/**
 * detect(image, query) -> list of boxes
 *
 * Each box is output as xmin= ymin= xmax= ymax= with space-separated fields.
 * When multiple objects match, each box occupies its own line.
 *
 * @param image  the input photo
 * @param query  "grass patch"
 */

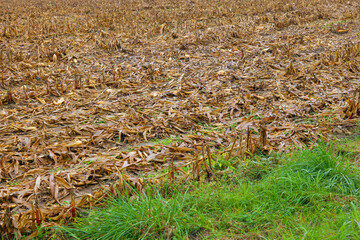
xmin=61 ymin=188 xmax=192 ymax=239
xmin=334 ymin=129 xmax=360 ymax=161
xmin=156 ymin=135 xmax=184 ymax=145
xmin=59 ymin=137 xmax=360 ymax=239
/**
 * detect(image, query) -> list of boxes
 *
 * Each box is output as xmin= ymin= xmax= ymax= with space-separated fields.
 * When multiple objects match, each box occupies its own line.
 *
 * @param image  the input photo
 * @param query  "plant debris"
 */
xmin=0 ymin=0 xmax=360 ymax=237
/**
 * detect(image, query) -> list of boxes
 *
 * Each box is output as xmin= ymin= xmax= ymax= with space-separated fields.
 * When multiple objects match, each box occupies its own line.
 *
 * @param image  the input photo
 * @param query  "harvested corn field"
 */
xmin=0 ymin=0 xmax=360 ymax=237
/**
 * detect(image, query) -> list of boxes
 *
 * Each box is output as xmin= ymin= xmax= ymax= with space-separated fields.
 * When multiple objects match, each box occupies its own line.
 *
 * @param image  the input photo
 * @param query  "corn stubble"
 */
xmin=0 ymin=0 xmax=360 ymax=238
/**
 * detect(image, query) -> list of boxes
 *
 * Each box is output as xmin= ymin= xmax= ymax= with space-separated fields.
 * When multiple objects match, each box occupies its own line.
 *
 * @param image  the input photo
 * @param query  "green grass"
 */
xmin=60 ymin=187 xmax=192 ymax=239
xmin=335 ymin=133 xmax=360 ymax=160
xmin=59 ymin=132 xmax=360 ymax=239
xmin=156 ymin=135 xmax=183 ymax=145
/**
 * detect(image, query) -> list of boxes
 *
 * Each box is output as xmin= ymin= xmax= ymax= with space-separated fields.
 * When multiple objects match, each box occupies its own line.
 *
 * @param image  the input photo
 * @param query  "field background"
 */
xmin=0 ymin=0 xmax=359 ymax=238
